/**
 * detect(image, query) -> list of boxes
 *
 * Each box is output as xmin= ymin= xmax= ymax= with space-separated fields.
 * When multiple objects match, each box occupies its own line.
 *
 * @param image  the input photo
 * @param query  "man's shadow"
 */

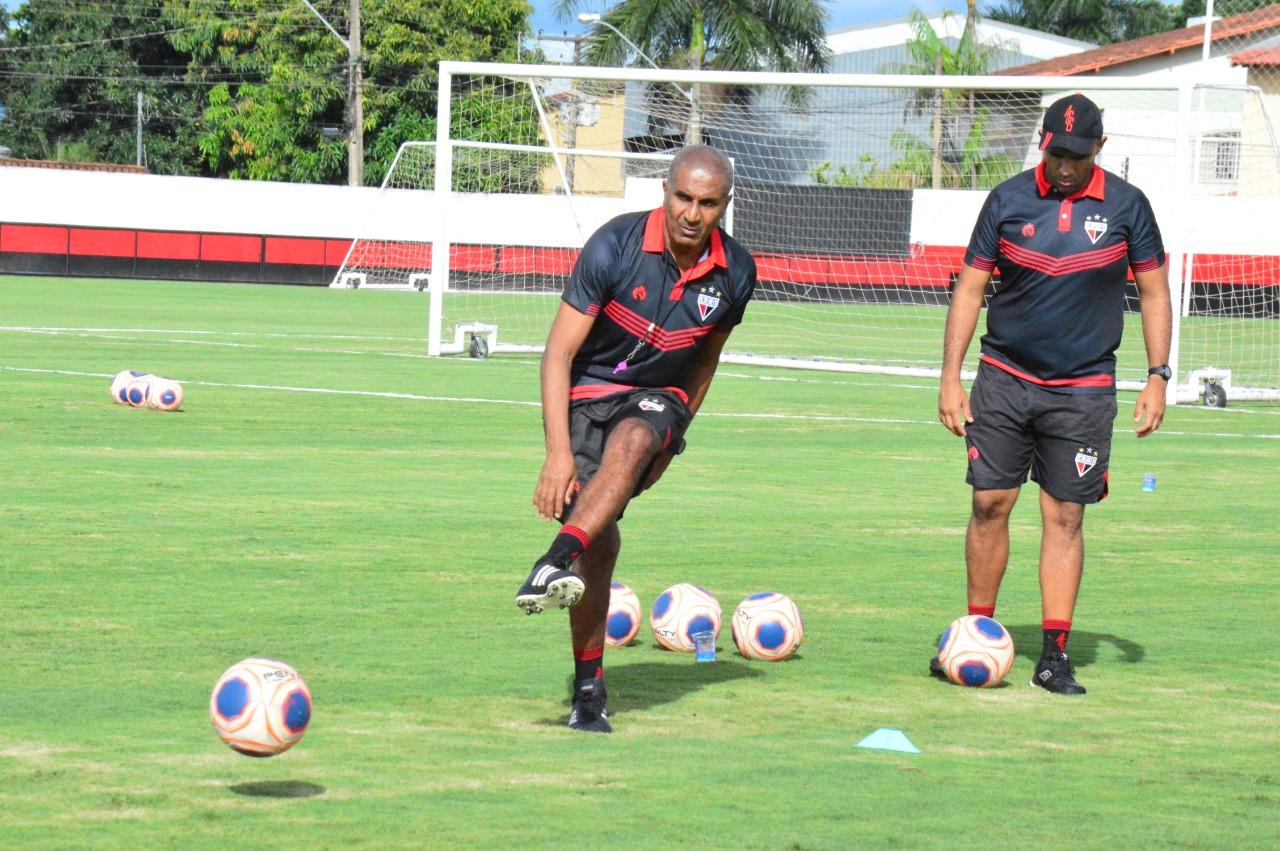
xmin=1006 ymin=625 xmax=1145 ymax=668
xmin=540 ymin=650 xmax=766 ymax=725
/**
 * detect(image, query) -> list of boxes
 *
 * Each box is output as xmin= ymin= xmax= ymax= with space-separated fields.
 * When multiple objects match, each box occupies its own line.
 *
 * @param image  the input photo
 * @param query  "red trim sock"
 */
xmin=1042 ymin=619 xmax=1072 ymax=655
xmin=545 ymin=524 xmax=590 ymax=565
xmin=573 ymin=645 xmax=603 ymax=683
xmin=968 ymin=604 xmax=996 ymax=618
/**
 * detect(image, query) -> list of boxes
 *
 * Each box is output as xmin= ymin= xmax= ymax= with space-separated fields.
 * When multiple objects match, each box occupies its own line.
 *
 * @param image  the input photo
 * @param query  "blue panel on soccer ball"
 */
xmin=651 ymin=592 xmax=672 ymax=619
xmin=975 ymin=617 xmax=1005 ymax=640
xmin=958 ymin=662 xmax=992 ymax=686
xmin=216 ymin=677 xmax=250 ymax=720
xmin=748 ymin=591 xmax=774 ymax=601
xmin=756 ymin=621 xmax=787 ymax=650
xmin=606 ymin=611 xmax=633 ymax=640
xmin=937 ymin=627 xmax=951 ymax=651
xmin=283 ymin=690 xmax=311 ymax=732
xmin=610 ymin=582 xmax=625 ymax=591
xmin=685 ymin=615 xmax=714 ymax=639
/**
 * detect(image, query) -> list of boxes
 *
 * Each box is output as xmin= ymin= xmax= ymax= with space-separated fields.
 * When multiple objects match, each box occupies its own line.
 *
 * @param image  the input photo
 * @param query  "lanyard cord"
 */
xmin=613 ymin=254 xmax=686 ymax=375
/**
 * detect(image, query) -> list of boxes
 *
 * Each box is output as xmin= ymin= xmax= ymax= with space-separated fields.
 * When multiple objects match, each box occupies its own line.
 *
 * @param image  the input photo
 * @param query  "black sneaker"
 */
xmin=515 ymin=559 xmax=585 ymax=615
xmin=1031 ymin=651 xmax=1087 ymax=695
xmin=568 ymin=678 xmax=611 ymax=734
xmin=929 ymin=654 xmax=946 ymax=679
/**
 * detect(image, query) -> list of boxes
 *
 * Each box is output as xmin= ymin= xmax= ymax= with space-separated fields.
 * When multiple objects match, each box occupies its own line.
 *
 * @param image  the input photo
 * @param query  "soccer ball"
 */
xmin=123 ymin=375 xmax=153 ymax=408
xmin=650 ymin=583 xmax=720 ymax=652
xmin=149 ymin=377 xmax=184 ymax=411
xmin=937 ymin=615 xmax=1016 ymax=688
xmin=731 ymin=592 xmax=804 ymax=661
xmin=605 ymin=581 xmax=643 ymax=647
xmin=110 ymin=370 xmax=143 ymax=404
xmin=210 ymin=658 xmax=313 ymax=757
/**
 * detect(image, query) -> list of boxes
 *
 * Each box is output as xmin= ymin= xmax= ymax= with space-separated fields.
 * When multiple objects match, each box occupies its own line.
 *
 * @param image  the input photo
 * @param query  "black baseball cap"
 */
xmin=1039 ymin=93 xmax=1104 ymax=155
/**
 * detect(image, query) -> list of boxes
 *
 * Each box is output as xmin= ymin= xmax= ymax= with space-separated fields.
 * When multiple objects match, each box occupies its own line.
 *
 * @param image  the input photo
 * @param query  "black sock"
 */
xmin=544 ymin=524 xmax=589 ymax=565
xmin=573 ymin=646 xmax=603 ymax=684
xmin=1042 ymin=619 xmax=1072 ymax=656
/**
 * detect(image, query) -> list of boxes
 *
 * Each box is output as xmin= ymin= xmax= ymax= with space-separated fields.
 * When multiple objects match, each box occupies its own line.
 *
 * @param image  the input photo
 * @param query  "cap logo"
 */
xmin=1064 ymin=105 xmax=1076 ymax=132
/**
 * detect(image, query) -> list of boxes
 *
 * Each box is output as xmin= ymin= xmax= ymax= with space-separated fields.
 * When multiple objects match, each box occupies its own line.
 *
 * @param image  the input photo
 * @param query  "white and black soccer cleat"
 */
xmin=515 ymin=560 xmax=585 ymax=615
xmin=568 ymin=678 xmax=611 ymax=734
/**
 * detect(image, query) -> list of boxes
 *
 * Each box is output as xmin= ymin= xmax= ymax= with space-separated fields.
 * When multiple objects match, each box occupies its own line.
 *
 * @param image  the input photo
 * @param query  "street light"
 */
xmin=577 ymin=12 xmax=694 ymax=103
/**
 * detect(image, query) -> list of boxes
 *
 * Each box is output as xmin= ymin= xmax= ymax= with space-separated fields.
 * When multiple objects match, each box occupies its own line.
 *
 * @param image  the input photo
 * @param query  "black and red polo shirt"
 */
xmin=563 ymin=207 xmax=756 ymax=403
xmin=964 ymin=162 xmax=1165 ymax=393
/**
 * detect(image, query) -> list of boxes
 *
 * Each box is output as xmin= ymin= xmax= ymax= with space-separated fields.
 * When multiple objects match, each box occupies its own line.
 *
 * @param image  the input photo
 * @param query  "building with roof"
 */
xmin=997 ymin=5 xmax=1280 ymax=196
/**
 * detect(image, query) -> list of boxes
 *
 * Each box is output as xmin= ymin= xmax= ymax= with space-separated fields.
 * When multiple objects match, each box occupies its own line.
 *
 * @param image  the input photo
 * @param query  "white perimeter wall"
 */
xmin=1 ymin=164 xmax=1275 ymax=255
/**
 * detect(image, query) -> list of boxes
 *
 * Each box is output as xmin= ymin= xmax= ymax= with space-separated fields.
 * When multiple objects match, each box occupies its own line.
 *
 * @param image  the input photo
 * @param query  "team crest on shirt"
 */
xmin=1083 ymin=214 xmax=1108 ymax=245
xmin=1074 ymin=446 xmax=1099 ymax=477
xmin=697 ymin=287 xmax=721 ymax=321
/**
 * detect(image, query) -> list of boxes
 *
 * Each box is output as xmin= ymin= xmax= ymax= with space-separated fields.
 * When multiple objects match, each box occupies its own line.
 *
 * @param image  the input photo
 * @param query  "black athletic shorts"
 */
xmin=569 ymin=387 xmax=691 ymax=494
xmin=965 ymin=361 xmax=1116 ymax=504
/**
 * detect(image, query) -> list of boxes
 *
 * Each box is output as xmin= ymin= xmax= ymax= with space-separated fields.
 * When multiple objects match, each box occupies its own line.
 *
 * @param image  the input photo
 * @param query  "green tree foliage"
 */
xmin=0 ymin=1 xmax=204 ymax=173
xmin=555 ymin=0 xmax=830 ymax=144
xmin=983 ymin=0 xmax=1180 ymax=45
xmin=1 ymin=0 xmax=532 ymax=182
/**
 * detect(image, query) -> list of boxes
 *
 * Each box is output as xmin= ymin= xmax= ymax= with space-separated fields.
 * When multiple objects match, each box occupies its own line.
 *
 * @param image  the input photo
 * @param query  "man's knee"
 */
xmin=972 ymin=488 xmax=1017 ymax=524
xmin=605 ymin=418 xmax=662 ymax=467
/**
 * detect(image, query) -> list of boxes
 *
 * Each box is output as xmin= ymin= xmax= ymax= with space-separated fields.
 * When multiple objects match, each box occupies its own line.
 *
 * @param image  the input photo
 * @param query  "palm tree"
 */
xmin=554 ymin=0 xmax=830 ymax=145
xmin=891 ymin=7 xmax=1003 ymax=189
xmin=984 ymin=0 xmax=1178 ymax=45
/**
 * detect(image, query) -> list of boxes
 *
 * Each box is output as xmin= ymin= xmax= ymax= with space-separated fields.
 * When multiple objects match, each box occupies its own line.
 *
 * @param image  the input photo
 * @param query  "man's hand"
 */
xmin=533 ymin=449 xmax=579 ymax=520
xmin=938 ymin=377 xmax=973 ymax=437
xmin=1133 ymin=380 xmax=1167 ymax=437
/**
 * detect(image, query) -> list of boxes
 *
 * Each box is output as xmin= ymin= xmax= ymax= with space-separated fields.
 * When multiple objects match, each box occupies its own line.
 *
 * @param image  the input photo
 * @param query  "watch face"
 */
xmin=1150 ymin=366 xmax=1171 ymax=380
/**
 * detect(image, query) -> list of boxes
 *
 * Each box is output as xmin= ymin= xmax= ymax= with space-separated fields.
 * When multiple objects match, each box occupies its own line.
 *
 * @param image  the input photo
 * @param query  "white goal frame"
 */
xmin=334 ymin=60 xmax=1280 ymax=406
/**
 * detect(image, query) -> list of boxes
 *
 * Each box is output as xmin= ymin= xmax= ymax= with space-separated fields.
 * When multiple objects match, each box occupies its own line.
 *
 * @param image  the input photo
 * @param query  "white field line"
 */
xmin=4 ymin=365 xmax=1280 ymax=440
xmin=10 ymin=326 xmax=1280 ymax=418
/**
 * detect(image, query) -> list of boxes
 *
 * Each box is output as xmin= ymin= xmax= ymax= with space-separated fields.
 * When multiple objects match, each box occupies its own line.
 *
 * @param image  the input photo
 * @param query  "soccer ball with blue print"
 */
xmin=605 ymin=581 xmax=643 ymax=647
xmin=148 ymin=377 xmax=184 ymax=411
xmin=110 ymin=370 xmax=145 ymax=405
xmin=650 ymin=583 xmax=721 ymax=652
xmin=210 ymin=657 xmax=312 ymax=757
xmin=937 ymin=615 xmax=1015 ymax=688
xmin=731 ymin=592 xmax=804 ymax=661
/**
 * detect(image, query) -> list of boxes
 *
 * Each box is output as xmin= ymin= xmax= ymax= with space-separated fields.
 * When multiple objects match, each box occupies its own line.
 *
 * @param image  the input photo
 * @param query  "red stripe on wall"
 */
xmin=1 ymin=223 xmax=68 ymax=254
xmin=499 ymin=246 xmax=578 ymax=276
xmin=450 ymin=245 xmax=496 ymax=273
xmin=325 ymin=239 xmax=354 ymax=266
xmin=201 ymin=233 xmax=261 ymax=263
xmin=69 ymin=227 xmax=136 ymax=258
xmin=137 ymin=230 xmax=200 ymax=260
xmin=265 ymin=236 xmax=326 ymax=266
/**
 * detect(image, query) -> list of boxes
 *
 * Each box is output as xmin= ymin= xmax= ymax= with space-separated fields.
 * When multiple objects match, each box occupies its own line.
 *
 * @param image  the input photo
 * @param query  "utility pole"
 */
xmin=136 ymin=92 xmax=144 ymax=167
xmin=348 ymin=0 xmax=363 ymax=187
xmin=301 ymin=0 xmax=363 ymax=186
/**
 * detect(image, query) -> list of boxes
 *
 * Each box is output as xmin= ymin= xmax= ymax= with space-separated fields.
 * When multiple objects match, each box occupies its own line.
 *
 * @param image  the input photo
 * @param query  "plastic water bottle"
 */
xmin=1141 ymin=472 xmax=1157 ymax=492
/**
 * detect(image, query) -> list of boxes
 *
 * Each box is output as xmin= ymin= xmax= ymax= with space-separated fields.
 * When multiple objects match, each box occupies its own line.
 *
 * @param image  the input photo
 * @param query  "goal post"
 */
xmin=334 ymin=61 xmax=1280 ymax=406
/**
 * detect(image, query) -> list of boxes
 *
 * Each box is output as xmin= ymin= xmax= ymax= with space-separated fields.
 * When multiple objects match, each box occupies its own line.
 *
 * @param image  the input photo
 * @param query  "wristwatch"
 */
xmin=1147 ymin=364 xmax=1172 ymax=381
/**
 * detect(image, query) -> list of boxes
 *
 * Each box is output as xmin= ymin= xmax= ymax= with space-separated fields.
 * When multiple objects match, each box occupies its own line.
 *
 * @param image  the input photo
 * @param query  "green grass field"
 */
xmin=2 ymin=275 xmax=1278 ymax=849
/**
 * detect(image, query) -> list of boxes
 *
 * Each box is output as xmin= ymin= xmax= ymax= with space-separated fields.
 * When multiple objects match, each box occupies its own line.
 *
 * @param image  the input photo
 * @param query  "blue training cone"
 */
xmin=855 ymin=728 xmax=921 ymax=754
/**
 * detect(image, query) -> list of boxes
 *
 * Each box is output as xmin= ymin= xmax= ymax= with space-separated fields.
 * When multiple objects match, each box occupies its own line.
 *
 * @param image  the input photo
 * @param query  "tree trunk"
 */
xmin=932 ymin=52 xmax=943 ymax=190
xmin=685 ymin=7 xmax=705 ymax=146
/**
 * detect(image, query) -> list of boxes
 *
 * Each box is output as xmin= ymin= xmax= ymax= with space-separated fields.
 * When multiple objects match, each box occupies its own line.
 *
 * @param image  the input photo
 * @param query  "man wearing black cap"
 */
xmin=934 ymin=93 xmax=1172 ymax=694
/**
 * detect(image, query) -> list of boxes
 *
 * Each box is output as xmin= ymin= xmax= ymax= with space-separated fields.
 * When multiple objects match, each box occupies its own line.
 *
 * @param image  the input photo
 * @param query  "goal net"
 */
xmin=334 ymin=62 xmax=1280 ymax=405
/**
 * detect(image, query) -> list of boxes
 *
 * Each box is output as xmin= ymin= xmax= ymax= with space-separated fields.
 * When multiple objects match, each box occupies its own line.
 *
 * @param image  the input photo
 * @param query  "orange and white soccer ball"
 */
xmin=731 ymin=592 xmax=804 ymax=661
xmin=650 ymin=583 xmax=720 ymax=652
xmin=148 ymin=377 xmax=184 ymax=411
xmin=110 ymin=370 xmax=144 ymax=405
xmin=210 ymin=658 xmax=312 ymax=757
xmin=606 ymin=581 xmax=643 ymax=647
xmin=937 ymin=615 xmax=1015 ymax=687
xmin=122 ymin=375 xmax=153 ymax=408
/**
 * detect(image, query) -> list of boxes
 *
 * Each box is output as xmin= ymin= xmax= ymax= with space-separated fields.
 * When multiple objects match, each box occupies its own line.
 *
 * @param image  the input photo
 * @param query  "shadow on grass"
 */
xmin=1006 ymin=625 xmax=1145 ymax=668
xmin=229 ymin=781 xmax=325 ymax=799
xmin=539 ymin=652 xmax=766 ymax=725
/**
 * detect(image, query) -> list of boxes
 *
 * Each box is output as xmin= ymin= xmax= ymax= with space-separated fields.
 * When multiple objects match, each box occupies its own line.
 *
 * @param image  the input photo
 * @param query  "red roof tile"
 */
xmin=0 ymin=158 xmax=149 ymax=174
xmin=1231 ymin=46 xmax=1280 ymax=66
xmin=996 ymin=4 xmax=1280 ymax=76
